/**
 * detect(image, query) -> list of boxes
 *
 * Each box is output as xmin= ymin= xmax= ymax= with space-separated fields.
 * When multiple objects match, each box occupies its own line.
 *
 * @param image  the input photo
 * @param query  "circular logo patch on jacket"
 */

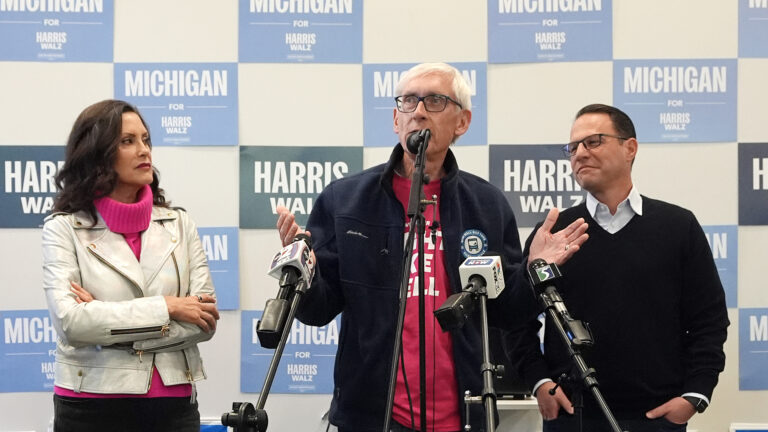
xmin=460 ymin=229 xmax=488 ymax=258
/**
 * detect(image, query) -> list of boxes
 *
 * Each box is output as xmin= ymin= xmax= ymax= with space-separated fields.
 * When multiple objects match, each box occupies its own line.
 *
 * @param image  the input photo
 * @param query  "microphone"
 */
xmin=267 ymin=233 xmax=314 ymax=282
xmin=257 ymin=234 xmax=315 ymax=348
xmin=460 ymin=255 xmax=505 ymax=299
xmin=527 ymin=258 xmax=570 ymax=317
xmin=527 ymin=258 xmax=593 ymax=347
xmin=434 ymin=255 xmax=505 ymax=331
xmin=406 ymin=129 xmax=431 ymax=154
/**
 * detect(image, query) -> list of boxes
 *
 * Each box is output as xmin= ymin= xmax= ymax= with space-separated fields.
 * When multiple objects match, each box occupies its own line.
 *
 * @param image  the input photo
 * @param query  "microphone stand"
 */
xmin=383 ymin=131 xmax=431 ymax=432
xmin=221 ymin=274 xmax=309 ymax=432
xmin=538 ymin=288 xmax=628 ymax=432
xmin=455 ymin=286 xmax=498 ymax=431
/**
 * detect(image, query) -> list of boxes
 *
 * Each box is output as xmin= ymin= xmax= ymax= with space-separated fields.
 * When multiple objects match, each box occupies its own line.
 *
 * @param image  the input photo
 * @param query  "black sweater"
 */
xmin=506 ymin=197 xmax=729 ymax=419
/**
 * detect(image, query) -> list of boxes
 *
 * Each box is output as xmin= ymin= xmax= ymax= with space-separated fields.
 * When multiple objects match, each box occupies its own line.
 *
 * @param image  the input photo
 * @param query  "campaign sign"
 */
xmin=239 ymin=146 xmax=362 ymax=228
xmin=702 ymin=225 xmax=737 ymax=308
xmin=0 ymin=0 xmax=113 ymax=62
xmin=0 ymin=310 xmax=57 ymax=392
xmin=362 ymin=62 xmax=487 ymax=147
xmin=114 ymin=63 xmax=238 ymax=146
xmin=241 ymin=310 xmax=337 ymax=393
xmin=739 ymin=0 xmax=768 ymax=58
xmin=613 ymin=59 xmax=737 ymax=143
xmin=488 ymin=144 xmax=585 ymax=228
xmin=488 ymin=0 xmax=612 ymax=63
xmin=0 ymin=145 xmax=64 ymax=228
xmin=738 ymin=142 xmax=768 ymax=225
xmin=238 ymin=0 xmax=362 ymax=63
xmin=739 ymin=308 xmax=768 ymax=390
xmin=198 ymin=227 xmax=239 ymax=311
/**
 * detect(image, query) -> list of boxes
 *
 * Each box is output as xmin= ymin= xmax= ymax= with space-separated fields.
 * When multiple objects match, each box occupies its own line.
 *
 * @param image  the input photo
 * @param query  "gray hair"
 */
xmin=395 ymin=63 xmax=472 ymax=112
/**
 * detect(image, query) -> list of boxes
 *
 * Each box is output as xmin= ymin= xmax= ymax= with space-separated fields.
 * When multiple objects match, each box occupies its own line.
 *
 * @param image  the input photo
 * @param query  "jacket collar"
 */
xmin=60 ymin=207 xmax=179 ymax=293
xmin=379 ymin=144 xmax=459 ymax=190
xmin=65 ymin=206 xmax=178 ymax=230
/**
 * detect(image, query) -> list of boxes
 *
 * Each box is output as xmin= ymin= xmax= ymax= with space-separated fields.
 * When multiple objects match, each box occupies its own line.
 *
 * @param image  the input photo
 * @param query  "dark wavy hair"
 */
xmin=54 ymin=99 xmax=169 ymax=224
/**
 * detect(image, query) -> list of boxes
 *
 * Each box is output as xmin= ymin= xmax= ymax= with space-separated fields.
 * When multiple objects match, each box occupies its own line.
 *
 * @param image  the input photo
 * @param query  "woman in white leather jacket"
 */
xmin=42 ymin=99 xmax=220 ymax=432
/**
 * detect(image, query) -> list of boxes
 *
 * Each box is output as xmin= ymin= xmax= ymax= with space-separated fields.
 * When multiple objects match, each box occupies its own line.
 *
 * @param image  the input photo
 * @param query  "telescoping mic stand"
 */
xmin=383 ymin=129 xmax=433 ymax=432
xmin=528 ymin=258 xmax=629 ymax=432
xmin=434 ymin=255 xmax=507 ymax=431
xmin=222 ymin=235 xmax=314 ymax=432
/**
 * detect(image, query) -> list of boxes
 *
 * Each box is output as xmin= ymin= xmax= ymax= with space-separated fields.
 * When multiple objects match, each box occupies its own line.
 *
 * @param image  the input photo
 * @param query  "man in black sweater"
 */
xmin=506 ymin=104 xmax=729 ymax=432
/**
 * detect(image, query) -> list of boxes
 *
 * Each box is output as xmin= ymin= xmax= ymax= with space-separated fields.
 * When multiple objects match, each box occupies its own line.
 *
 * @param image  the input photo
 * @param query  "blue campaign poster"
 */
xmin=114 ymin=63 xmax=239 ymax=146
xmin=738 ymin=143 xmax=768 ymax=226
xmin=739 ymin=0 xmax=768 ymax=58
xmin=488 ymin=144 xmax=585 ymax=228
xmin=702 ymin=225 xmax=738 ymax=308
xmin=613 ymin=59 xmax=737 ymax=143
xmin=0 ymin=0 xmax=114 ymax=62
xmin=0 ymin=145 xmax=65 ymax=228
xmin=238 ymin=0 xmax=362 ymax=63
xmin=198 ymin=227 xmax=240 ymax=311
xmin=739 ymin=308 xmax=768 ymax=390
xmin=240 ymin=310 xmax=338 ymax=394
xmin=488 ymin=0 xmax=612 ymax=63
xmin=239 ymin=146 xmax=363 ymax=228
xmin=0 ymin=310 xmax=57 ymax=392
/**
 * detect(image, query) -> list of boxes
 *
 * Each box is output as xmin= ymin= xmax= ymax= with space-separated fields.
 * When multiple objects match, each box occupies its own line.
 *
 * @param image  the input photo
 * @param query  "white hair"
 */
xmin=395 ymin=62 xmax=472 ymax=112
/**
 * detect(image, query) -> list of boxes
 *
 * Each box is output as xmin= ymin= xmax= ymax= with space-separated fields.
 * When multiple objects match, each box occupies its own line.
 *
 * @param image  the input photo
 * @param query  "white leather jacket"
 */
xmin=42 ymin=206 xmax=216 ymax=395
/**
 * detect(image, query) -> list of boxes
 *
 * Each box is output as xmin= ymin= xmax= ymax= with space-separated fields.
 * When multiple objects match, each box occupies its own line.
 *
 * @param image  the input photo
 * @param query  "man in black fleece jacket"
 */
xmin=506 ymin=104 xmax=729 ymax=432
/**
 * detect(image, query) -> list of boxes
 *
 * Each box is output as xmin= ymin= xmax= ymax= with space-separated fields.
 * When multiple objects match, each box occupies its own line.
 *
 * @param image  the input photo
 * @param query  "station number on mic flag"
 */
xmin=535 ymin=266 xmax=556 ymax=282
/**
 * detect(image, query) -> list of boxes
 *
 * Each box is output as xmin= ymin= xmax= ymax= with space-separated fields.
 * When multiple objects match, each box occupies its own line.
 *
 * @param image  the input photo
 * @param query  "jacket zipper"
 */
xmin=182 ymin=348 xmax=197 ymax=403
xmin=135 ymin=340 xmax=184 ymax=354
xmin=111 ymin=324 xmax=170 ymax=337
xmin=88 ymin=242 xmax=176 ymax=338
xmin=87 ymin=246 xmax=143 ymax=295
xmin=171 ymin=251 xmax=182 ymax=296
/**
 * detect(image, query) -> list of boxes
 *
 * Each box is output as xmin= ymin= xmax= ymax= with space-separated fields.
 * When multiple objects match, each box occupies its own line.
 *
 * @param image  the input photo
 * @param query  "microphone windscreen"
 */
xmin=256 ymin=298 xmax=290 ymax=349
xmin=406 ymin=130 xmax=422 ymax=154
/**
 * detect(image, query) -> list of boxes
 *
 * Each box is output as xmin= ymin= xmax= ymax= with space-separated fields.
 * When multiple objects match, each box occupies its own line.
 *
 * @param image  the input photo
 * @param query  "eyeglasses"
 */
xmin=561 ymin=133 xmax=629 ymax=158
xmin=394 ymin=94 xmax=463 ymax=113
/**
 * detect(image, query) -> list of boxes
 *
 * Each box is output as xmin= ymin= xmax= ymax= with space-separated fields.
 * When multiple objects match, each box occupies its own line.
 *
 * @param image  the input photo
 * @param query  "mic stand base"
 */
xmin=222 ymin=281 xmax=309 ymax=432
xmin=221 ymin=402 xmax=268 ymax=432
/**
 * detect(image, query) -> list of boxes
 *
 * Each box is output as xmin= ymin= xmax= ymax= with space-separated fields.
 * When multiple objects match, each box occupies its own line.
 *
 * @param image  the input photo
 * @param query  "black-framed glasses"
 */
xmin=394 ymin=94 xmax=463 ymax=113
xmin=561 ymin=133 xmax=629 ymax=158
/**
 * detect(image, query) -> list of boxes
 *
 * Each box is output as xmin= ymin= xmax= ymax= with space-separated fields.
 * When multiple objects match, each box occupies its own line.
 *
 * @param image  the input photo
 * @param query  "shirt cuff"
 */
xmin=681 ymin=392 xmax=710 ymax=405
xmin=532 ymin=378 xmax=554 ymax=398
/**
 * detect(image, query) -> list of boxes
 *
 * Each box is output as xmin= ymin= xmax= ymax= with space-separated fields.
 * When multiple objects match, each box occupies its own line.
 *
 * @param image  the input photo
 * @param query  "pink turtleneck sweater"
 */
xmin=54 ymin=185 xmax=192 ymax=399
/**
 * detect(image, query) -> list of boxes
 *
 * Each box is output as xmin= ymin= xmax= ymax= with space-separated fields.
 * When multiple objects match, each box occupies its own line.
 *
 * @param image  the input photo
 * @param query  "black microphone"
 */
xmin=257 ymin=234 xmax=315 ymax=348
xmin=406 ymin=129 xmax=431 ymax=154
xmin=527 ymin=258 xmax=593 ymax=347
xmin=527 ymin=258 xmax=563 ymax=301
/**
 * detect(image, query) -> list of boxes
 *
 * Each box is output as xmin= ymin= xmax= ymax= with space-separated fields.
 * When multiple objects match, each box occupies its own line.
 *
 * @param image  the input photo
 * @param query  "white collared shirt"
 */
xmin=585 ymin=186 xmax=643 ymax=234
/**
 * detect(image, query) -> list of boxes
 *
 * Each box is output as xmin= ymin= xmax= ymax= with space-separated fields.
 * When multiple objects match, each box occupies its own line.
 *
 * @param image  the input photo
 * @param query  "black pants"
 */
xmin=543 ymin=413 xmax=686 ymax=432
xmin=53 ymin=394 xmax=200 ymax=432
